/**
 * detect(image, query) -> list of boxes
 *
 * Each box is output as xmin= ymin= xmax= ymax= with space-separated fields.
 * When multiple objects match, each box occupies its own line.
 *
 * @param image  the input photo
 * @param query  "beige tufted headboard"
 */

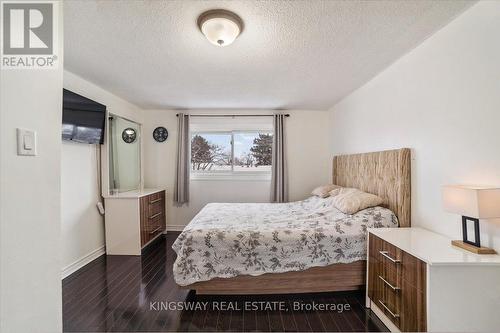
xmin=332 ymin=148 xmax=411 ymax=227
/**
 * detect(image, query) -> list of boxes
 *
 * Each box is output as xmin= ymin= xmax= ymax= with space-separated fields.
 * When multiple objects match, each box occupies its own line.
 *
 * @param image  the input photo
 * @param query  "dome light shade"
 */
xmin=197 ymin=9 xmax=243 ymax=47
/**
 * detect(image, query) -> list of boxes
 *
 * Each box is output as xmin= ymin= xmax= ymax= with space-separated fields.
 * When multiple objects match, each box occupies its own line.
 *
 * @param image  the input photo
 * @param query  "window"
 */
xmin=191 ymin=132 xmax=232 ymax=172
xmin=191 ymin=131 xmax=273 ymax=178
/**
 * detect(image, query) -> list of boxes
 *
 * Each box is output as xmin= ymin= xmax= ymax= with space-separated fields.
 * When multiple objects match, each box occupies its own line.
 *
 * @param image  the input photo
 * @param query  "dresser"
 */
xmin=367 ymin=227 xmax=500 ymax=332
xmin=104 ymin=188 xmax=166 ymax=255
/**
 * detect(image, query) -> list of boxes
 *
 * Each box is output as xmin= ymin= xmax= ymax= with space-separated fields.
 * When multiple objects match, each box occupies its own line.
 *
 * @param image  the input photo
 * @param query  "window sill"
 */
xmin=191 ymin=173 xmax=272 ymax=182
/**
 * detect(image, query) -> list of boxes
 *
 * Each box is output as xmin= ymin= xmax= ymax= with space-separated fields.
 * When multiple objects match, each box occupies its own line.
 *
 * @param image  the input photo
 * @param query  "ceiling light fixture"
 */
xmin=197 ymin=9 xmax=243 ymax=47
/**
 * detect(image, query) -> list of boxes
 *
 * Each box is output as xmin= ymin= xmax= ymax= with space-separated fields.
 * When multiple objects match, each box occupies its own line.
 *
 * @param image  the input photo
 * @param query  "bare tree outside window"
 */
xmin=191 ymin=134 xmax=231 ymax=171
xmin=191 ymin=132 xmax=273 ymax=173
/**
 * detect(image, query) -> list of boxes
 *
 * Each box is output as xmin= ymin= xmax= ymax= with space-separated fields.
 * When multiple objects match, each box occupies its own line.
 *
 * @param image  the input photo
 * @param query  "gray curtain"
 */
xmin=271 ymin=114 xmax=288 ymax=202
xmin=173 ymin=113 xmax=190 ymax=206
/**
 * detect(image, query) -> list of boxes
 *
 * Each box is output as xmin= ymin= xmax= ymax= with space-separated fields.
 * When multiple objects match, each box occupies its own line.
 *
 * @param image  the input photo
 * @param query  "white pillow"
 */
xmin=330 ymin=188 xmax=383 ymax=214
xmin=311 ymin=184 xmax=342 ymax=198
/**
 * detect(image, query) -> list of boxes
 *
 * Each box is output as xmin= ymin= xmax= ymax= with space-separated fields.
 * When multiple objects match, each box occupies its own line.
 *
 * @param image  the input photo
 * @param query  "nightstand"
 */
xmin=367 ymin=227 xmax=500 ymax=332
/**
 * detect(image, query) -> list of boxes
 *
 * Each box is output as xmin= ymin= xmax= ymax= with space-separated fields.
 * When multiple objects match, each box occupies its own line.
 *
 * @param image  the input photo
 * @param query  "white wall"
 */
xmin=329 ymin=1 xmax=500 ymax=251
xmin=143 ymin=110 xmax=331 ymax=229
xmin=61 ymin=71 xmax=143 ymax=273
xmin=0 ymin=5 xmax=64 ymax=332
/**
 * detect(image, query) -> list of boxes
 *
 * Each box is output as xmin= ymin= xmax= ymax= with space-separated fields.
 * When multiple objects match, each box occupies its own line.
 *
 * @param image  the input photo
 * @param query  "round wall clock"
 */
xmin=122 ymin=127 xmax=137 ymax=143
xmin=153 ymin=126 xmax=168 ymax=142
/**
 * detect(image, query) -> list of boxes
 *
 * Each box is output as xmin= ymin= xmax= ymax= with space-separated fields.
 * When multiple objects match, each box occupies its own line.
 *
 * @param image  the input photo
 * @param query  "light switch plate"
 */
xmin=17 ymin=128 xmax=37 ymax=156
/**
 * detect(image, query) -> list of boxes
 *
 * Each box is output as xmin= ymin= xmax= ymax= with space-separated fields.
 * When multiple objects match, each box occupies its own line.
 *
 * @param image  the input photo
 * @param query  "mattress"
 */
xmin=172 ymin=196 xmax=398 ymax=286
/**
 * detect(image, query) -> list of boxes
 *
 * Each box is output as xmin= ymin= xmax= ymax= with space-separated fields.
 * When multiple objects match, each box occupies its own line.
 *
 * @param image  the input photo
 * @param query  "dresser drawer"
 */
xmin=149 ymin=200 xmax=164 ymax=216
xmin=147 ymin=191 xmax=165 ymax=215
xmin=147 ymin=216 xmax=164 ymax=239
xmin=368 ymin=233 xmax=426 ymax=332
xmin=139 ymin=191 xmax=166 ymax=246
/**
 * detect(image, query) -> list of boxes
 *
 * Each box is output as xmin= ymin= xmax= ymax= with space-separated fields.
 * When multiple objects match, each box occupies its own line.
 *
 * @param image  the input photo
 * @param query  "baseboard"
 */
xmin=61 ymin=245 xmax=106 ymax=279
xmin=166 ymin=224 xmax=185 ymax=232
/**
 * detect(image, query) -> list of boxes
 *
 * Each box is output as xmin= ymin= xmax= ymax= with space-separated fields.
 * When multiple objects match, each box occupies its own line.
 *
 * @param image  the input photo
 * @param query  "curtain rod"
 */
xmin=175 ymin=114 xmax=290 ymax=117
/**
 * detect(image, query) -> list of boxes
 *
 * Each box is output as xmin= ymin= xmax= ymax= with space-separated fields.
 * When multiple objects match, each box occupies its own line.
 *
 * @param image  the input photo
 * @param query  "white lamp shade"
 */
xmin=442 ymin=185 xmax=500 ymax=219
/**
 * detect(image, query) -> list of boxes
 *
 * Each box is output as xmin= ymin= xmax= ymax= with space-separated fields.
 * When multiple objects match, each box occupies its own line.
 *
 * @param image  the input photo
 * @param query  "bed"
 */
xmin=173 ymin=148 xmax=411 ymax=294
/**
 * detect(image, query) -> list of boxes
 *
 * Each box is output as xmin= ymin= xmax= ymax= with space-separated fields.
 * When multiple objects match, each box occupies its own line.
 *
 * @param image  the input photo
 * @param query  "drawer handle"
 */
xmin=379 ymin=251 xmax=401 ymax=264
xmin=378 ymin=275 xmax=400 ymax=291
xmin=378 ymin=300 xmax=400 ymax=318
xmin=149 ymin=198 xmax=162 ymax=204
xmin=149 ymin=212 xmax=162 ymax=219
xmin=149 ymin=226 xmax=162 ymax=234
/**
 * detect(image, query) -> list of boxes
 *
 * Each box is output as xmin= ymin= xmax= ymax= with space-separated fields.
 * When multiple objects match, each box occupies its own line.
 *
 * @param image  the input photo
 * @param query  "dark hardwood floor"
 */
xmin=62 ymin=232 xmax=388 ymax=332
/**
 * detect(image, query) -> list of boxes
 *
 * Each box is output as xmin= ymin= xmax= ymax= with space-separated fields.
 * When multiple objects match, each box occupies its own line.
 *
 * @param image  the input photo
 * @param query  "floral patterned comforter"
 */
xmin=172 ymin=196 xmax=398 ymax=286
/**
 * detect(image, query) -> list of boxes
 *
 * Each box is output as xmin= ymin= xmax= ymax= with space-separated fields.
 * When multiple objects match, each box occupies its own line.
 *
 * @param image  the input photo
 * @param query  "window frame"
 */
xmin=190 ymin=130 xmax=273 ymax=181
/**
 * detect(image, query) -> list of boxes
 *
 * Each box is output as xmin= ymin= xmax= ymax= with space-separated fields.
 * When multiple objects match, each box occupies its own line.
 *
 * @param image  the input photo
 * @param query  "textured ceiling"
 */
xmin=64 ymin=0 xmax=474 ymax=110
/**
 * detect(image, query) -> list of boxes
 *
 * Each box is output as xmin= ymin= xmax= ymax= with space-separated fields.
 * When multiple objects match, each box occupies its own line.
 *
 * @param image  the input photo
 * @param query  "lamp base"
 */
xmin=451 ymin=240 xmax=496 ymax=254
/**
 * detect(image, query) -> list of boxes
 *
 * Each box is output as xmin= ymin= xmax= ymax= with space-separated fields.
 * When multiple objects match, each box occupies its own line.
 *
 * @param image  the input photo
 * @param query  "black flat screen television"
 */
xmin=62 ymin=89 xmax=106 ymax=144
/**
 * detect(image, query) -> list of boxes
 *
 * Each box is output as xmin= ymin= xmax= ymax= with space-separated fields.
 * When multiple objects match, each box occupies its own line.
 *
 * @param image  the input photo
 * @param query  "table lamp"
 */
xmin=442 ymin=185 xmax=500 ymax=254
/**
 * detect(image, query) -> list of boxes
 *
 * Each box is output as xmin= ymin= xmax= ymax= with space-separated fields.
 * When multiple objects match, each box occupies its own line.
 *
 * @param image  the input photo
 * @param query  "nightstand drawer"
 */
xmin=378 ymin=239 xmax=403 ymax=265
xmin=378 ymin=266 xmax=401 ymax=292
xmin=370 ymin=233 xmax=401 ymax=263
xmin=368 ymin=232 xmax=426 ymax=332
xmin=399 ymin=278 xmax=426 ymax=332
xmin=378 ymin=284 xmax=401 ymax=326
xmin=401 ymin=251 xmax=426 ymax=290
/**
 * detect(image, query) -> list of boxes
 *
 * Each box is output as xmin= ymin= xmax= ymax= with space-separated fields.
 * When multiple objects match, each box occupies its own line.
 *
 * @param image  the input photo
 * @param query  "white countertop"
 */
xmin=368 ymin=227 xmax=500 ymax=266
xmin=104 ymin=188 xmax=165 ymax=199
